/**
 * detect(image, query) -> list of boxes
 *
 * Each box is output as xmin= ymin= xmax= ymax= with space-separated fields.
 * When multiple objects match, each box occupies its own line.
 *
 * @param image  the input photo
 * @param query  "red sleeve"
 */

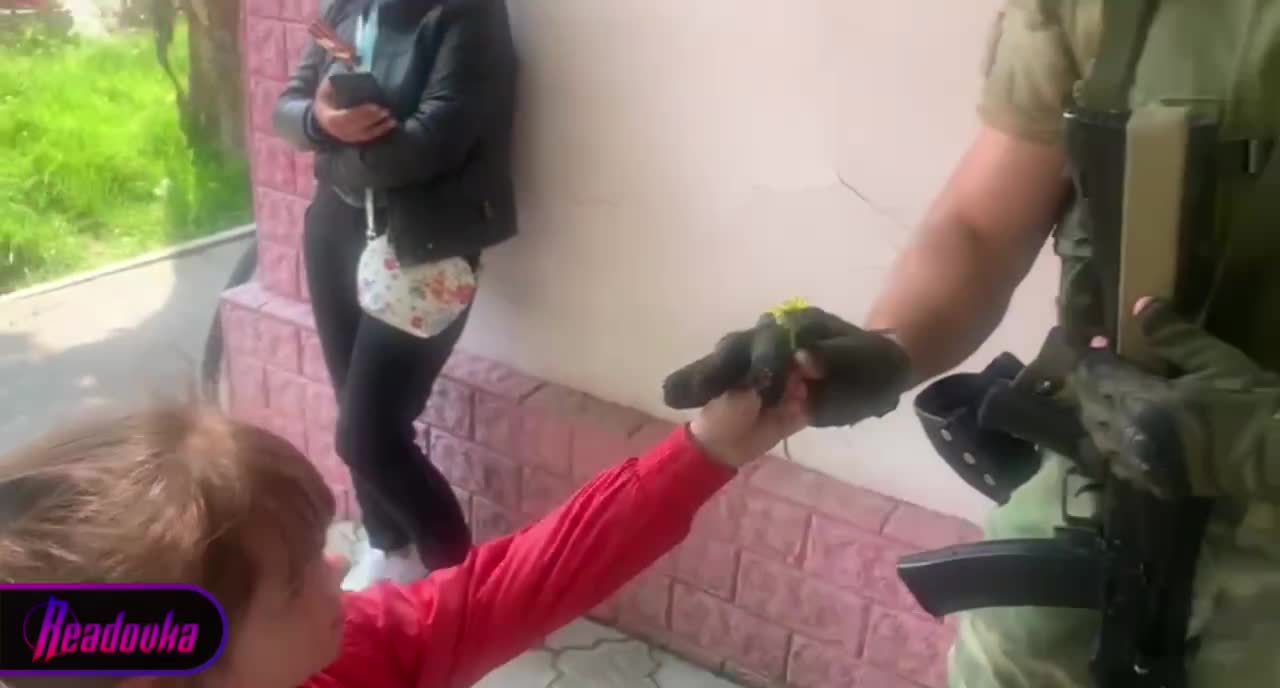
xmin=312 ymin=426 xmax=734 ymax=688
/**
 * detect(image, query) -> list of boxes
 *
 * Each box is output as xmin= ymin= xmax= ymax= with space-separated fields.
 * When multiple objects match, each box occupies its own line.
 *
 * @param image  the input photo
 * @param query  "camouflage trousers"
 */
xmin=948 ymin=453 xmax=1280 ymax=688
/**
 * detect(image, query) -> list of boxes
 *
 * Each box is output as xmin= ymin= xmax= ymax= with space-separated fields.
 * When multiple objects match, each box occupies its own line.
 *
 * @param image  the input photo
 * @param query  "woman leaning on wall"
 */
xmin=272 ymin=0 xmax=518 ymax=582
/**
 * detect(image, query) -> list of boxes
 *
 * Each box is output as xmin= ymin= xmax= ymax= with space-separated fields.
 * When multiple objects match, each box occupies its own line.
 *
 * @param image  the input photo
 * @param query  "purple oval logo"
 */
xmin=0 ymin=584 xmax=227 ymax=676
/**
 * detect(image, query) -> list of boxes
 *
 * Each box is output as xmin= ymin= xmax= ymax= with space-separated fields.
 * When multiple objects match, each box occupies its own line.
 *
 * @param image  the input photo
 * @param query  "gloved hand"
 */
xmin=663 ymin=303 xmax=911 ymax=428
xmin=1075 ymin=297 xmax=1280 ymax=499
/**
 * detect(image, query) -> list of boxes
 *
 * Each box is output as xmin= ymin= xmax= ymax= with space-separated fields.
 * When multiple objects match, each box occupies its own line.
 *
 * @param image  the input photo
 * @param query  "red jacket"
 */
xmin=305 ymin=427 xmax=733 ymax=688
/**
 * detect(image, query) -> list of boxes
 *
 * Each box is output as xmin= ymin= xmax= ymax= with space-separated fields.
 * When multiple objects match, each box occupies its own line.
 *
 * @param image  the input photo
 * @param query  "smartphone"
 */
xmin=328 ymin=71 xmax=389 ymax=110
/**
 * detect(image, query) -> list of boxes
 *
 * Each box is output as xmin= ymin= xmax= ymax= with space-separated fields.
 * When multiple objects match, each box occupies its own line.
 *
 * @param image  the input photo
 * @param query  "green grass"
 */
xmin=0 ymin=24 xmax=252 ymax=293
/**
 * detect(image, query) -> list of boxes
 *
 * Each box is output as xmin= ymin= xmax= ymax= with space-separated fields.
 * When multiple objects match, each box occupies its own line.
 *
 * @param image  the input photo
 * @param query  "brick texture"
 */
xmin=430 ymin=430 xmax=521 ymax=511
xmin=279 ymin=0 xmax=317 ymax=22
xmin=737 ymin=552 xmax=870 ymax=652
xmin=301 ymin=330 xmax=327 ymax=382
xmin=519 ymin=467 xmax=575 ymax=519
xmin=748 ymin=456 xmax=897 ymax=533
xmin=864 ymin=607 xmax=950 ymax=688
xmin=616 ymin=570 xmax=672 ymax=633
xmin=806 ymin=516 xmax=923 ymax=615
xmin=253 ymin=187 xmax=306 ymax=244
xmin=249 ymin=78 xmax=286 ymax=135
xmin=245 ymin=18 xmax=288 ymax=80
xmin=883 ymin=502 xmax=983 ymax=551
xmin=673 ymin=534 xmax=738 ymax=599
xmin=671 ymin=583 xmax=791 ymax=680
xmin=423 ymin=378 xmax=475 ymax=439
xmin=294 ymin=152 xmax=317 ymax=198
xmin=257 ymin=240 xmax=301 ymax=299
xmin=443 ymin=351 xmax=543 ymax=399
xmin=250 ymin=133 xmax=296 ymax=194
xmin=226 ymin=4 xmax=983 ymax=679
xmin=471 ymin=496 xmax=522 ymax=544
xmin=227 ymin=354 xmax=267 ymax=413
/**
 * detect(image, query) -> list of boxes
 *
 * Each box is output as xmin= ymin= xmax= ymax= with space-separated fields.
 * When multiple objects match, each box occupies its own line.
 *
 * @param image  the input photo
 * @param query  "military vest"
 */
xmin=1051 ymin=0 xmax=1280 ymax=371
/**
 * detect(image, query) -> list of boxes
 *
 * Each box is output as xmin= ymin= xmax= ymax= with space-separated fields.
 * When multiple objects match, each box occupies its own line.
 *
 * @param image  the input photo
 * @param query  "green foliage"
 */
xmin=0 ymin=23 xmax=251 ymax=293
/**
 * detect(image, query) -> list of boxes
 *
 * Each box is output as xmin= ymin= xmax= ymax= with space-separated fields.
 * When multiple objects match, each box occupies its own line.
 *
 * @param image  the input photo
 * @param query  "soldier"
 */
xmin=608 ymin=0 xmax=1280 ymax=683
xmin=862 ymin=1 xmax=1280 ymax=686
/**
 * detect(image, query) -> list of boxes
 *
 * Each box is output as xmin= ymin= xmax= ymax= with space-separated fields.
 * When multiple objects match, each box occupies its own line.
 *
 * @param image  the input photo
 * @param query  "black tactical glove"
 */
xmin=663 ymin=304 xmax=911 ymax=428
xmin=1075 ymin=298 xmax=1280 ymax=500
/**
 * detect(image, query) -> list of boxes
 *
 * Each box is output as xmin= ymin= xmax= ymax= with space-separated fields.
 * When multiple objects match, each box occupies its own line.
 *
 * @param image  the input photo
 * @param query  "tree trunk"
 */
xmin=183 ymin=0 xmax=242 ymax=160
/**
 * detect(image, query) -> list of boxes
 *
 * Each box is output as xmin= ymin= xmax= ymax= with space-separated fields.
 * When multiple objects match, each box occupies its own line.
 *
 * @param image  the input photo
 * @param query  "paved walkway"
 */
xmin=480 ymin=622 xmax=740 ymax=688
xmin=1 ymin=242 xmax=742 ymax=687
xmin=0 ymin=237 xmax=251 ymax=453
xmin=328 ymin=523 xmax=741 ymax=688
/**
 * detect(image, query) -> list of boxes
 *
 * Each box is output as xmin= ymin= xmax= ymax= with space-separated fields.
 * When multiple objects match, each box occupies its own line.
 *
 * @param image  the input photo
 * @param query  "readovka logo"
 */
xmin=0 ymin=584 xmax=227 ymax=676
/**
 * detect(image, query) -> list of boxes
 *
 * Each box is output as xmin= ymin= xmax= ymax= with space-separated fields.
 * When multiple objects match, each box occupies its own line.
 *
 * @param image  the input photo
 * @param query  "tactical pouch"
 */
xmin=1062 ymin=106 xmax=1224 ymax=359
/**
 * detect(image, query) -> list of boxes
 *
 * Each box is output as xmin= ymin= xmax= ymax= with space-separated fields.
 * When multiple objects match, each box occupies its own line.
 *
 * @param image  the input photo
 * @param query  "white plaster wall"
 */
xmin=460 ymin=0 xmax=1059 ymax=523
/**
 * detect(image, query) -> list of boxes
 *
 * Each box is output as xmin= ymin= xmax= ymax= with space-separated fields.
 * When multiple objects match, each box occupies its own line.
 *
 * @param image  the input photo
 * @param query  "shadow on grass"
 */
xmin=0 ymin=236 xmax=253 ymax=454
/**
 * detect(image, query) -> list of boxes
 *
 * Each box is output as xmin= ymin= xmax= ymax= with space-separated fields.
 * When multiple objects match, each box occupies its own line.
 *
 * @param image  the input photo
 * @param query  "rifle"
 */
xmin=898 ymin=102 xmax=1220 ymax=688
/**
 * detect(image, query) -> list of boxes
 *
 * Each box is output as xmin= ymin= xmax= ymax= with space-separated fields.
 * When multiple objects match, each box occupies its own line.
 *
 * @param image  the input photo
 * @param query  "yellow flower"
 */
xmin=768 ymin=297 xmax=811 ymax=349
xmin=768 ymin=297 xmax=810 ymax=323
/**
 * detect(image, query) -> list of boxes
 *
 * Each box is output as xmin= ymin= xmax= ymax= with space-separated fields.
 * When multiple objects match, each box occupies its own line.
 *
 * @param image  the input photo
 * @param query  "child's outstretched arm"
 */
xmin=317 ymin=351 xmax=815 ymax=688
xmin=320 ymin=428 xmax=727 ymax=688
xmin=452 ymin=427 xmax=727 ymax=686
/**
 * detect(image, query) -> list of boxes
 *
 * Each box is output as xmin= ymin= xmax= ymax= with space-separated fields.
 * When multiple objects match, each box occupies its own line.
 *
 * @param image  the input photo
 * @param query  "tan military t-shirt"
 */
xmin=979 ymin=0 xmax=1101 ymax=143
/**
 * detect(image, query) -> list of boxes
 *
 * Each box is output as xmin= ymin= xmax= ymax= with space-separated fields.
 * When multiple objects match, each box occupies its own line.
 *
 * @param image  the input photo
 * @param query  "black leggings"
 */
xmin=302 ymin=186 xmax=472 ymax=568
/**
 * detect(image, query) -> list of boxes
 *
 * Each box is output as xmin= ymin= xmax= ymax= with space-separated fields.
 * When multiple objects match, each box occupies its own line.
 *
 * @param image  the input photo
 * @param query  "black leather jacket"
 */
xmin=273 ymin=0 xmax=517 ymax=266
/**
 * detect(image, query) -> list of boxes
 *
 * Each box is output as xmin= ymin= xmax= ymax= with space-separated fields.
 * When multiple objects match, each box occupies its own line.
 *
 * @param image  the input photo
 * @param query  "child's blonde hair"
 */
xmin=0 ymin=403 xmax=335 ymax=627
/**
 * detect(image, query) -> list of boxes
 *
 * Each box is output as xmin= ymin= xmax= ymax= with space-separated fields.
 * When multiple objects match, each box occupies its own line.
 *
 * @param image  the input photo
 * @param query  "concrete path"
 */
xmin=479 ymin=622 xmax=743 ymax=688
xmin=0 ymin=236 xmax=251 ymax=453
xmin=61 ymin=0 xmax=122 ymax=36
xmin=327 ymin=523 xmax=743 ymax=688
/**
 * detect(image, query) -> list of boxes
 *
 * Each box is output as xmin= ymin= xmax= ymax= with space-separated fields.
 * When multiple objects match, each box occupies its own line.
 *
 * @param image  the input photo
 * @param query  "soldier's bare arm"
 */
xmin=866 ymin=125 xmax=1070 ymax=384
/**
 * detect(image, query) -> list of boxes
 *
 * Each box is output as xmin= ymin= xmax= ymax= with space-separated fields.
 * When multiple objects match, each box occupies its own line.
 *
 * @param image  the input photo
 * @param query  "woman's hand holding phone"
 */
xmin=313 ymin=77 xmax=396 ymax=144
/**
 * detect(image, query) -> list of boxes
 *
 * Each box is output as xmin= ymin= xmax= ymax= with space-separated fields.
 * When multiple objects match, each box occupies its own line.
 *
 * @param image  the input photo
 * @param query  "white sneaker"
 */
xmin=381 ymin=546 xmax=430 ymax=584
xmin=342 ymin=541 xmax=429 ymax=590
xmin=341 ymin=538 xmax=383 ymax=591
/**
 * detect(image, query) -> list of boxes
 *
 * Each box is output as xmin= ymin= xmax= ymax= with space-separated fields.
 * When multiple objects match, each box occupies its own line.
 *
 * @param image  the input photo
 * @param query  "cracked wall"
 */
xmin=454 ymin=0 xmax=1059 ymax=523
xmin=242 ymin=0 xmax=1060 ymax=524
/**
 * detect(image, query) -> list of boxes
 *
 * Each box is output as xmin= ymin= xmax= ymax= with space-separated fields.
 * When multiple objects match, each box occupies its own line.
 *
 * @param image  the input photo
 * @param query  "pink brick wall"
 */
xmin=242 ymin=0 xmax=318 ymax=302
xmin=232 ymin=1 xmax=981 ymax=685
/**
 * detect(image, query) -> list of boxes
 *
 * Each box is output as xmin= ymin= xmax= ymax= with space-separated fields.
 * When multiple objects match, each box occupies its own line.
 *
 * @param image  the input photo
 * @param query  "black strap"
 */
xmin=1219 ymin=138 xmax=1275 ymax=177
xmin=1079 ymin=0 xmax=1160 ymax=111
xmin=914 ymin=354 xmax=1042 ymax=504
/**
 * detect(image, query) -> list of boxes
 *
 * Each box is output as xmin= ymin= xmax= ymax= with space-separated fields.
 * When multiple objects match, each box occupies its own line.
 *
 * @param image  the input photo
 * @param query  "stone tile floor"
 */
xmin=327 ymin=522 xmax=745 ymax=688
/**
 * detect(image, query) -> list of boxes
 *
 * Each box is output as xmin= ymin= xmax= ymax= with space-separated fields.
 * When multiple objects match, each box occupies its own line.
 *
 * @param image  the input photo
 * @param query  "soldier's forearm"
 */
xmin=865 ymin=126 xmax=1067 ymax=386
xmin=866 ymin=215 xmax=1032 ymax=386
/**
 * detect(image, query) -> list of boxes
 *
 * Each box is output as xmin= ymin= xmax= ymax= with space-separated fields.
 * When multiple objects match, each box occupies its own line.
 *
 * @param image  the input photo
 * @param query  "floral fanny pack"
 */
xmin=357 ymin=220 xmax=476 ymax=339
xmin=351 ymin=7 xmax=476 ymax=339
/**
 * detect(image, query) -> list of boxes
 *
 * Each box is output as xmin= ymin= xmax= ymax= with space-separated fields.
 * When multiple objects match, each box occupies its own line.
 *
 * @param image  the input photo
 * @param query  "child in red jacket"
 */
xmin=0 ymin=365 xmax=813 ymax=688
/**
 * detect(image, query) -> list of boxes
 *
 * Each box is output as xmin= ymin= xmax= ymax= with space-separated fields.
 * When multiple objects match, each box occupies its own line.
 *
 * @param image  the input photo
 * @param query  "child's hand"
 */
xmin=663 ymin=306 xmax=910 ymax=429
xmin=689 ymin=353 xmax=823 ymax=468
